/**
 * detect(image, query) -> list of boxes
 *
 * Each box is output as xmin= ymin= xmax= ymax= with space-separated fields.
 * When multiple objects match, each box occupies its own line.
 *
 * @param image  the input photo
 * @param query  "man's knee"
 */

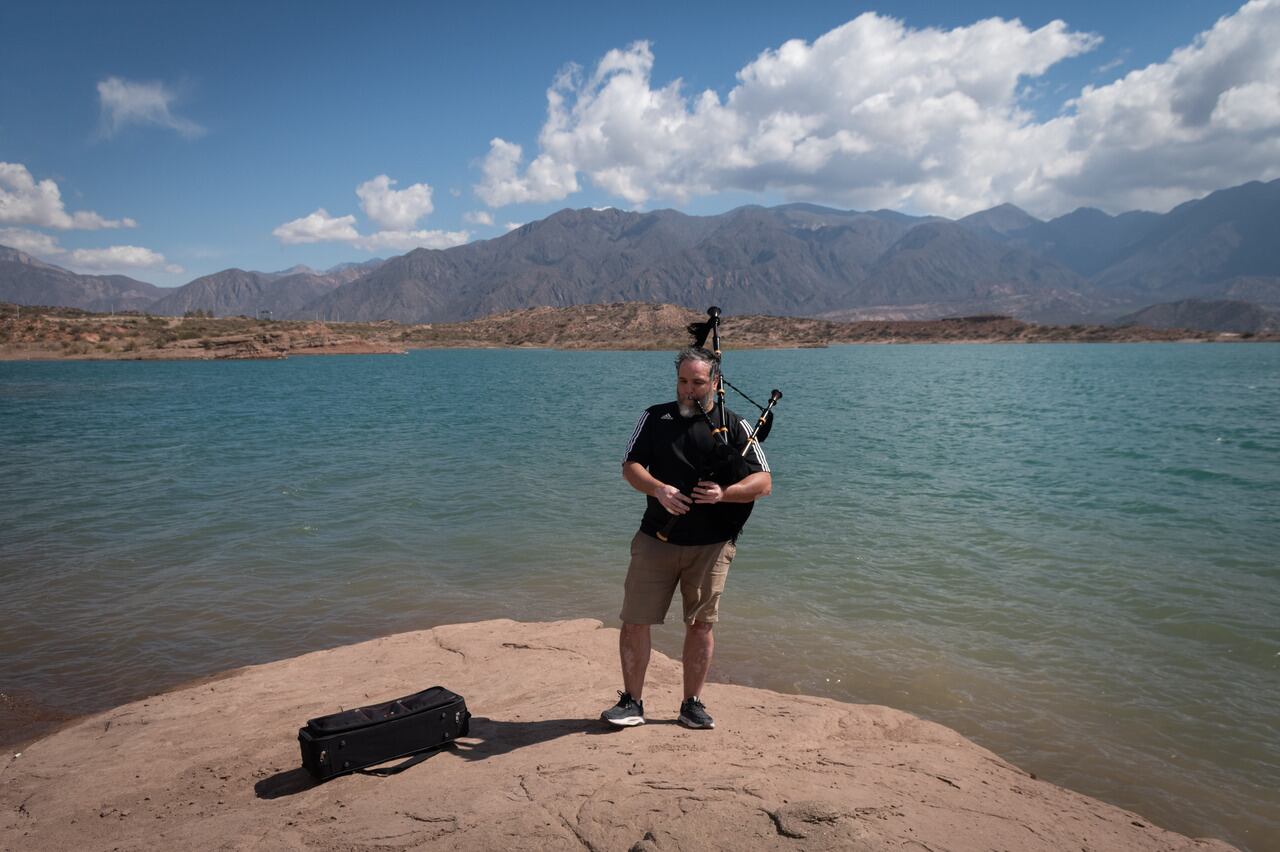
xmin=685 ymin=620 xmax=714 ymax=636
xmin=621 ymin=622 xmax=651 ymax=638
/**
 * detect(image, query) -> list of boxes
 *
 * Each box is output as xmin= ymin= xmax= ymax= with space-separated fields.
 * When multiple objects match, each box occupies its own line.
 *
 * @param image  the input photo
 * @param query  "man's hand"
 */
xmin=691 ymin=480 xmax=724 ymax=504
xmin=656 ymin=483 xmax=693 ymax=515
xmin=706 ymin=472 xmax=772 ymax=504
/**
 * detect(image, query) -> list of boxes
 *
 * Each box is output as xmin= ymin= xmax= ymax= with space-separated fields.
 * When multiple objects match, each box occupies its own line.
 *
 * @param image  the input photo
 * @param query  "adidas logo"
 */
xmin=660 ymin=413 xmax=674 ymax=420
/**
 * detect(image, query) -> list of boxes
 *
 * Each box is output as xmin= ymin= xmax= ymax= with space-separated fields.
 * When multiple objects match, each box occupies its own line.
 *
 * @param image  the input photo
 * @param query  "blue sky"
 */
xmin=2 ymin=0 xmax=1275 ymax=286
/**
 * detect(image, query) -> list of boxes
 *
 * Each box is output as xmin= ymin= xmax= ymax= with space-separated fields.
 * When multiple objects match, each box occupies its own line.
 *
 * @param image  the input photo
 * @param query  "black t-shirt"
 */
xmin=623 ymin=401 xmax=770 ymax=545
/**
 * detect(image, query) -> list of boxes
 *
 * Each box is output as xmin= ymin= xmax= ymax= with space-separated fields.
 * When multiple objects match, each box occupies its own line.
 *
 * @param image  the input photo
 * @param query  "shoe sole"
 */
xmin=602 ymin=715 xmax=645 ymax=727
xmin=677 ymin=714 xmax=714 ymax=729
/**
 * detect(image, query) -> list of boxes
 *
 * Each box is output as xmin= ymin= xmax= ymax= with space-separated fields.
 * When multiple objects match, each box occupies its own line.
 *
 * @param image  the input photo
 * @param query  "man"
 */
xmin=601 ymin=346 xmax=772 ymax=730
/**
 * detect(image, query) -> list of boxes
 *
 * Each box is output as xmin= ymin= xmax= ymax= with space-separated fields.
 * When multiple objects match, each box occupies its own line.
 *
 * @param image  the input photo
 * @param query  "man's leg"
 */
xmin=678 ymin=539 xmax=733 ymax=703
xmin=678 ymin=620 xmax=717 ymax=729
xmin=682 ymin=620 xmax=714 ymax=699
xmin=620 ymin=622 xmax=651 ymax=698
xmin=602 ymin=622 xmax=650 ymax=726
xmin=606 ymin=532 xmax=677 ymax=726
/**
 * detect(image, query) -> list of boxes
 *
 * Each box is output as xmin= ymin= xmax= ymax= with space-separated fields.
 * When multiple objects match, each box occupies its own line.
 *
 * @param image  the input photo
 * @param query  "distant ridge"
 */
xmin=146 ymin=260 xmax=386 ymax=318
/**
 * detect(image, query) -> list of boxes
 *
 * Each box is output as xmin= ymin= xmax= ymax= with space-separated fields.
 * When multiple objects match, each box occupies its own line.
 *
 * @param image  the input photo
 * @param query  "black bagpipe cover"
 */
xmin=298 ymin=685 xmax=470 ymax=780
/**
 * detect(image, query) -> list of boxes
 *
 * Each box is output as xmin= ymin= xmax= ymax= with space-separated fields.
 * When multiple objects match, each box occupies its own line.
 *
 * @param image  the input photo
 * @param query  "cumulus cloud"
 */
xmin=356 ymin=175 xmax=434 ymax=230
xmin=475 ymin=1 xmax=1280 ymax=217
xmin=272 ymin=209 xmax=360 ymax=244
xmin=0 ymin=162 xmax=136 ymax=229
xmin=274 ymin=176 xmax=470 ymax=252
xmin=463 ymin=210 xmax=495 ymax=226
xmin=67 ymin=245 xmax=183 ymax=275
xmin=97 ymin=76 xmax=205 ymax=139
xmin=0 ymin=227 xmax=64 ymax=256
xmin=477 ymin=137 xmax=580 ymax=206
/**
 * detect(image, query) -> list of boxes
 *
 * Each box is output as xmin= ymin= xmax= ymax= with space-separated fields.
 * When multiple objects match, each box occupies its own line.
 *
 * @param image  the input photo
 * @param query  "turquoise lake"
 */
xmin=2 ymin=343 xmax=1277 ymax=850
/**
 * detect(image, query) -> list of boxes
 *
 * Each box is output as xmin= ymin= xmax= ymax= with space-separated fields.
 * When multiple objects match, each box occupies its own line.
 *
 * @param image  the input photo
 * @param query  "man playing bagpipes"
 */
xmin=602 ymin=308 xmax=780 ymax=730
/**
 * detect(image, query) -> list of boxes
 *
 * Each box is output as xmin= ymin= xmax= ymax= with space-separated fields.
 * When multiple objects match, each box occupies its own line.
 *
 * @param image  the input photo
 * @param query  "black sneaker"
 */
xmin=601 ymin=691 xmax=645 ymax=727
xmin=678 ymin=696 xmax=714 ymax=729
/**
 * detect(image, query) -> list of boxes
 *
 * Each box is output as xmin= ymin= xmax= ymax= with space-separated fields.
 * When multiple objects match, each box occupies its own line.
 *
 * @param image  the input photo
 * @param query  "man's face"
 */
xmin=676 ymin=359 xmax=716 ymax=417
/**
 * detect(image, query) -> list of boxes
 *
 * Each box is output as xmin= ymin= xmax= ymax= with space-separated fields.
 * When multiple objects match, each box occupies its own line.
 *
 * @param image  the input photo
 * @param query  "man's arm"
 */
xmin=623 ymin=460 xmax=692 ymax=516
xmin=692 ymin=471 xmax=771 ymax=505
xmin=689 ymin=414 xmax=773 ymax=505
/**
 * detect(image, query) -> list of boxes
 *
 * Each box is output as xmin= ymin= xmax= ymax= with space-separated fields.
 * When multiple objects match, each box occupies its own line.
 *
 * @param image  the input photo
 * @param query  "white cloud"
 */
xmin=475 ymin=1 xmax=1280 ymax=217
xmin=354 ymin=229 xmax=470 ymax=251
xmin=463 ymin=210 xmax=495 ymax=226
xmin=67 ymin=245 xmax=183 ymax=275
xmin=476 ymin=138 xmax=579 ymax=206
xmin=97 ymin=76 xmax=205 ymax=139
xmin=0 ymin=227 xmax=64 ymax=256
xmin=1212 ymin=81 xmax=1280 ymax=131
xmin=505 ymin=221 xmax=524 ymax=232
xmin=272 ymin=209 xmax=360 ymax=244
xmin=1094 ymin=56 xmax=1126 ymax=75
xmin=356 ymin=175 xmax=434 ymax=230
xmin=0 ymin=162 xmax=136 ymax=229
xmin=275 ymin=176 xmax=471 ymax=252
xmin=1039 ymin=0 xmax=1280 ymax=213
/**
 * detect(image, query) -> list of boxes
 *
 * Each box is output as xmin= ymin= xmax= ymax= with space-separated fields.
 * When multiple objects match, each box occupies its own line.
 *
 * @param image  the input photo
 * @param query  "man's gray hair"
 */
xmin=675 ymin=346 xmax=720 ymax=381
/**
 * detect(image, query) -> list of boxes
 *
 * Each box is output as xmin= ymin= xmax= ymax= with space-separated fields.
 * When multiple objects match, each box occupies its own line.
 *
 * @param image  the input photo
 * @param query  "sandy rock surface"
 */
xmin=0 ymin=619 xmax=1236 ymax=851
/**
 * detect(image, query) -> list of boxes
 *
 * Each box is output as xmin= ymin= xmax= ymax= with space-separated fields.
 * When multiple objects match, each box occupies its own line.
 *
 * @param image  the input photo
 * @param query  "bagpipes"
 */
xmin=656 ymin=306 xmax=782 ymax=541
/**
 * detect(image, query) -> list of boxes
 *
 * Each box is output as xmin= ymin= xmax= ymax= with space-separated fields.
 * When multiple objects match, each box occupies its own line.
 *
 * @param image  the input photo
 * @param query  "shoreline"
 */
xmin=3 ymin=302 xmax=1273 ymax=362
xmin=0 ymin=619 xmax=1239 ymax=851
xmin=0 ymin=335 xmax=1260 ymax=362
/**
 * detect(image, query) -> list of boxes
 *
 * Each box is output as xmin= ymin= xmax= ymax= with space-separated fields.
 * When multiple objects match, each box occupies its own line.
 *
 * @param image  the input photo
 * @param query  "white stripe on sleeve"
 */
xmin=623 ymin=411 xmax=649 ymax=462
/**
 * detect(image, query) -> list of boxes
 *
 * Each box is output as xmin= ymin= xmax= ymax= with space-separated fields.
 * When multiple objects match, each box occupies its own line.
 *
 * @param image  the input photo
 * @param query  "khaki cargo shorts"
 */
xmin=619 ymin=531 xmax=736 ymax=625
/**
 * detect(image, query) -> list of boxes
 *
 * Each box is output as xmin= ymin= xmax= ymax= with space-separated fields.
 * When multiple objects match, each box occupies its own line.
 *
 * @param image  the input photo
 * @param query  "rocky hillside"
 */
xmin=403 ymin=303 xmax=1271 ymax=349
xmin=0 ymin=305 xmax=406 ymax=360
xmin=1116 ymin=299 xmax=1280 ymax=334
xmin=5 ymin=301 xmax=1271 ymax=362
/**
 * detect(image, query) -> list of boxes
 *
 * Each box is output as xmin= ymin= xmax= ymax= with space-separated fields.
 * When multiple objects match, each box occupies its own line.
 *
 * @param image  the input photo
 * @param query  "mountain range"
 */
xmin=3 ymin=179 xmax=1279 ymax=331
xmin=146 ymin=259 xmax=385 ymax=318
xmin=0 ymin=247 xmax=164 ymax=313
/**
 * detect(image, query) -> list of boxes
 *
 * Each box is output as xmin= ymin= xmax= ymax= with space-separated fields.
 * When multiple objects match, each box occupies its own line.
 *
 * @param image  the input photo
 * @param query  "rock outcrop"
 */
xmin=0 ymin=619 xmax=1236 ymax=851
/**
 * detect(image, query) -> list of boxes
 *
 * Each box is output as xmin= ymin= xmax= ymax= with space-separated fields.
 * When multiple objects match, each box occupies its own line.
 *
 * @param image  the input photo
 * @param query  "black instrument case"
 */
xmin=298 ymin=686 xmax=470 ymax=780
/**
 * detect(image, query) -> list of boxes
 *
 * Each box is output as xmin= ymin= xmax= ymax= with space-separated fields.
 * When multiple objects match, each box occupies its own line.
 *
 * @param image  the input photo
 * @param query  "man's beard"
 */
xmin=678 ymin=395 xmax=713 ymax=418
